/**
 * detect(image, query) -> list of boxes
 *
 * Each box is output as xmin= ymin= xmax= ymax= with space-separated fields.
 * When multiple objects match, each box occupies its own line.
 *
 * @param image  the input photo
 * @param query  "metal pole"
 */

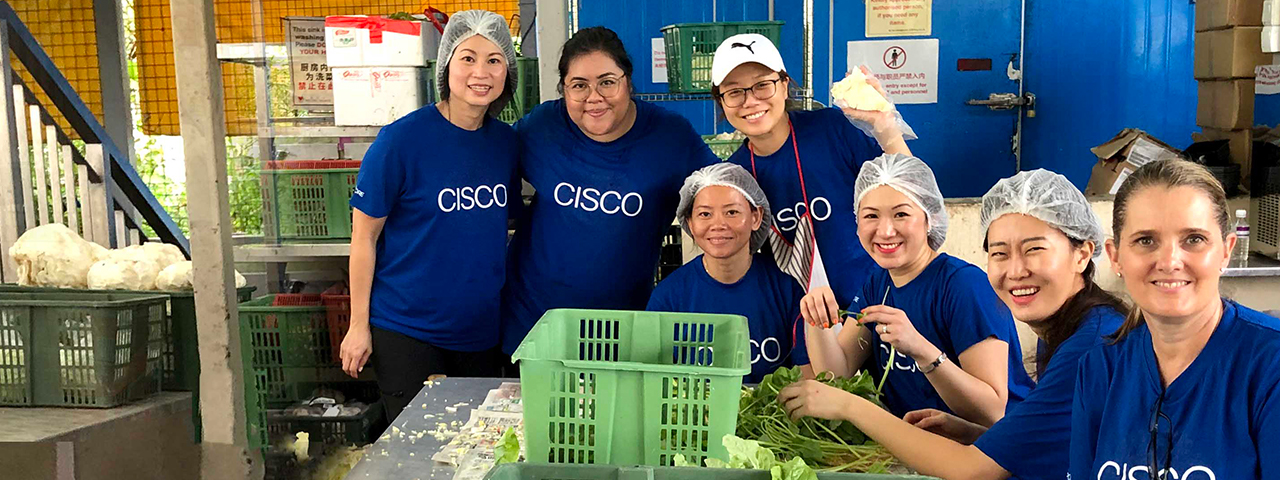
xmin=167 ymin=0 xmax=256 ymax=476
xmin=804 ymin=0 xmax=814 ymax=109
xmin=769 ymin=0 xmax=775 ymax=21
xmin=92 ymin=0 xmax=135 ymax=161
xmin=1015 ymin=0 xmax=1027 ymax=172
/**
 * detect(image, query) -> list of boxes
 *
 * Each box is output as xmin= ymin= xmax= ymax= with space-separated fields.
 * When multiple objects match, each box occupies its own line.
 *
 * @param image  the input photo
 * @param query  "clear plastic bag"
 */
xmin=831 ymin=67 xmax=918 ymax=142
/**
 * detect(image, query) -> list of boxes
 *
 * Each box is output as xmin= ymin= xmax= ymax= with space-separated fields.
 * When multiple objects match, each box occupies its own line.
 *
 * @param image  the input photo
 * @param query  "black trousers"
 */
xmin=369 ymin=326 xmax=507 ymax=424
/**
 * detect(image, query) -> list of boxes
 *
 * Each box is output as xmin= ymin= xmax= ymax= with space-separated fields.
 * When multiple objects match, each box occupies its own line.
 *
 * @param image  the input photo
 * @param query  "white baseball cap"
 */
xmin=711 ymin=33 xmax=786 ymax=86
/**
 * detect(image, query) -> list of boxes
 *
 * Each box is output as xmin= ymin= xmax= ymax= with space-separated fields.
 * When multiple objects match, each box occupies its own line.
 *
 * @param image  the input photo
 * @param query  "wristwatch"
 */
xmin=917 ymin=352 xmax=948 ymax=374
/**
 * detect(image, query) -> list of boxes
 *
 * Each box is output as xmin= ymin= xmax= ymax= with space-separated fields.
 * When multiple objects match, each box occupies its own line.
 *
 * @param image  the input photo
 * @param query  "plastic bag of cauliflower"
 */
xmin=8 ymin=224 xmax=109 ymax=288
xmin=830 ymin=66 xmax=918 ymax=141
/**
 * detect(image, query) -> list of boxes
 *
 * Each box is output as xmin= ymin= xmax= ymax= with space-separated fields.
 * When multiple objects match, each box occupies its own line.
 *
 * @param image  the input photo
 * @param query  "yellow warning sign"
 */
xmin=866 ymin=0 xmax=932 ymax=38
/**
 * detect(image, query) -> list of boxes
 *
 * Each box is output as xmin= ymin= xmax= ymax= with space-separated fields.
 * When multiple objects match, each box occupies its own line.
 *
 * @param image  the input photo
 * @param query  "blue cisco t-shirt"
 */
xmin=349 ymin=104 xmax=518 ymax=351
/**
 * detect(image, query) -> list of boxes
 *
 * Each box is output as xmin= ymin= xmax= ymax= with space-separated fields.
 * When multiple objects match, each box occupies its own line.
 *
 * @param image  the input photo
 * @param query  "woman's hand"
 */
xmin=800 ymin=286 xmax=844 ymax=328
xmin=340 ymin=322 xmax=373 ymax=378
xmin=903 ymin=408 xmax=988 ymax=445
xmin=858 ymin=305 xmax=938 ymax=361
xmin=838 ymin=66 xmax=906 ymax=147
xmin=779 ymin=379 xmax=855 ymax=422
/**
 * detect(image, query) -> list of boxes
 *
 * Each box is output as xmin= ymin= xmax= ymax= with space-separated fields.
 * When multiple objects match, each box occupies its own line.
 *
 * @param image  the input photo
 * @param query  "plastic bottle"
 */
xmin=1232 ymin=209 xmax=1250 ymax=268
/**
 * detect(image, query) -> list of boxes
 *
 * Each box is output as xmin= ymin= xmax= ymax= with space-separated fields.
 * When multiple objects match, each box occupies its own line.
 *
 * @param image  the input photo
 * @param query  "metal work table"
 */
xmin=345 ymin=377 xmax=508 ymax=479
xmin=1223 ymin=253 xmax=1280 ymax=278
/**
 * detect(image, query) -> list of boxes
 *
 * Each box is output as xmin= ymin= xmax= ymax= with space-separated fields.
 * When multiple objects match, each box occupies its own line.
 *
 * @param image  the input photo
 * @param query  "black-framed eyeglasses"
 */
xmin=1148 ymin=387 xmax=1174 ymax=479
xmin=717 ymin=78 xmax=782 ymax=108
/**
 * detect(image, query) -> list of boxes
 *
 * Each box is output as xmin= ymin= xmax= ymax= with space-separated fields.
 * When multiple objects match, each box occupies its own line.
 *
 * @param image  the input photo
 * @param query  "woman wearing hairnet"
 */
xmin=712 ymin=34 xmax=908 ymax=317
xmin=647 ymin=163 xmax=812 ymax=383
xmin=779 ymin=169 xmax=1127 ymax=480
xmin=499 ymin=27 xmax=719 ymax=357
xmin=786 ymin=154 xmax=1034 ymax=428
xmin=340 ymin=11 xmax=519 ymax=421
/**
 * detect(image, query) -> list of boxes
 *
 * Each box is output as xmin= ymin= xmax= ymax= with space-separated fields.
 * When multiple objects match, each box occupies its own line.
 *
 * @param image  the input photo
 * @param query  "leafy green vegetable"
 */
xmin=387 ymin=12 xmax=415 ymax=20
xmin=735 ymin=366 xmax=895 ymax=473
xmin=494 ymin=427 xmax=520 ymax=465
xmin=681 ymin=435 xmax=819 ymax=480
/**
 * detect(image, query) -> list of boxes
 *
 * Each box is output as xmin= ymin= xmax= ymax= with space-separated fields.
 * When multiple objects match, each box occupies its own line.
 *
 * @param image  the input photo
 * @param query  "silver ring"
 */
xmin=880 ymin=325 xmax=889 ymax=335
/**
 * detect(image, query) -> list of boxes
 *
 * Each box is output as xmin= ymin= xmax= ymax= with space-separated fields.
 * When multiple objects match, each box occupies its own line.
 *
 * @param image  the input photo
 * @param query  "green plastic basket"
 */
xmin=160 ymin=286 xmax=258 ymax=391
xmin=484 ymin=464 xmax=937 ymax=479
xmin=511 ymin=309 xmax=751 ymax=467
xmin=261 ymin=161 xmax=361 ymax=243
xmin=499 ymin=57 xmax=541 ymax=123
xmin=660 ymin=21 xmax=784 ymax=93
xmin=702 ymin=135 xmax=744 ymax=160
xmin=0 ymin=290 xmax=166 ymax=407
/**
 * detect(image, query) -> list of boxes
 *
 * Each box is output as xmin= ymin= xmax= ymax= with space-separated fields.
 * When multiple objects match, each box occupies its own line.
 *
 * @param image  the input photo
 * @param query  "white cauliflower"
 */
xmin=87 ymin=257 xmax=161 ymax=291
xmin=155 ymin=261 xmax=247 ymax=290
xmin=832 ymin=69 xmax=892 ymax=112
xmin=138 ymin=242 xmax=186 ymax=270
xmin=8 ymin=224 xmax=109 ymax=288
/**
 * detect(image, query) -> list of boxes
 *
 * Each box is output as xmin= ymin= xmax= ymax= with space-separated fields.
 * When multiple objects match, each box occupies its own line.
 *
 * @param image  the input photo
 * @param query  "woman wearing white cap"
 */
xmin=778 ymin=169 xmax=1127 ymax=480
xmin=712 ymin=33 xmax=910 ymax=325
xmin=648 ymin=163 xmax=812 ymax=384
xmin=790 ymin=154 xmax=1034 ymax=428
xmin=340 ymin=10 xmax=518 ymax=421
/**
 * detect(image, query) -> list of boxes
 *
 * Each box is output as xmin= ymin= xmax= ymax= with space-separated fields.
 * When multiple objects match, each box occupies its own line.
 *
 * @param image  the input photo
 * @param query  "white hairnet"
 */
xmin=678 ymin=163 xmax=772 ymax=253
xmin=980 ymin=169 xmax=1105 ymax=258
xmin=436 ymin=10 xmax=518 ymax=113
xmin=854 ymin=153 xmax=948 ymax=250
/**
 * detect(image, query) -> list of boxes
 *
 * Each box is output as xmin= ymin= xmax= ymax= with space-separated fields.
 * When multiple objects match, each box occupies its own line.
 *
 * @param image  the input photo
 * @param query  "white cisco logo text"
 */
xmin=879 ymin=343 xmax=917 ymax=373
xmin=775 ymin=197 xmax=832 ymax=232
xmin=750 ymin=337 xmax=783 ymax=364
xmin=554 ymin=182 xmax=643 ymax=217
xmin=437 ymin=184 xmax=508 ymax=212
xmin=1096 ymin=461 xmax=1215 ymax=480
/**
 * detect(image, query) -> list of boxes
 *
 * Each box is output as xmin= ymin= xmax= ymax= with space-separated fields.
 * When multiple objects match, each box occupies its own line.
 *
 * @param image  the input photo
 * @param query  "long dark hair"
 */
xmin=1108 ymin=160 xmax=1231 ymax=341
xmin=557 ymin=26 xmax=634 ymax=95
xmin=1034 ymin=241 xmax=1128 ymax=375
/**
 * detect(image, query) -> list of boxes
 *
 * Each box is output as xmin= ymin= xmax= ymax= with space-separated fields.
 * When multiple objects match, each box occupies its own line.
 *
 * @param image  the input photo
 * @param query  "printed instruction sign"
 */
xmin=286 ymin=17 xmax=333 ymax=107
xmin=1258 ymin=65 xmax=1280 ymax=95
xmin=847 ymin=38 xmax=939 ymax=104
xmin=652 ymin=38 xmax=668 ymax=83
xmin=866 ymin=0 xmax=932 ymax=38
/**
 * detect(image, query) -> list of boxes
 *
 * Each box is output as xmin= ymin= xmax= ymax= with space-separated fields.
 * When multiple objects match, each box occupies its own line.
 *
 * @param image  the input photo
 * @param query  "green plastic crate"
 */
xmin=660 ymin=22 xmax=784 ymax=93
xmin=245 ymin=367 xmax=379 ymax=450
xmin=261 ymin=161 xmax=361 ymax=243
xmin=484 ymin=464 xmax=937 ymax=479
xmin=164 ymin=286 xmax=258 ymax=390
xmin=0 ymin=291 xmax=166 ymax=407
xmin=511 ymin=309 xmax=751 ymax=467
xmin=499 ymin=57 xmax=540 ymax=124
xmin=702 ymin=135 xmax=744 ymax=160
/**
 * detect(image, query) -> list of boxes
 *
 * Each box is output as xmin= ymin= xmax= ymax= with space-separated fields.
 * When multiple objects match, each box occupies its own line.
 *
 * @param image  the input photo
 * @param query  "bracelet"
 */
xmin=917 ymin=352 xmax=948 ymax=374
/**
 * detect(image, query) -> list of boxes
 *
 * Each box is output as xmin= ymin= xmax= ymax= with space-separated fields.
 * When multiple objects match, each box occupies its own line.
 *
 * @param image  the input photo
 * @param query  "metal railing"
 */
xmin=0 ymin=1 xmax=189 ymax=282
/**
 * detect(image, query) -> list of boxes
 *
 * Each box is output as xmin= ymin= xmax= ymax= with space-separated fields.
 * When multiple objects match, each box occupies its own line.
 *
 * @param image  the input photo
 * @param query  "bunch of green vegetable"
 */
xmin=736 ymin=366 xmax=894 ymax=473
xmin=676 ymin=435 xmax=819 ymax=480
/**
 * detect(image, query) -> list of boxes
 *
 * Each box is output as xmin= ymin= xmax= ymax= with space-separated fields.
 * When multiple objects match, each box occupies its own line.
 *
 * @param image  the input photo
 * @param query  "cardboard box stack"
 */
xmin=1195 ymin=0 xmax=1267 ymax=189
xmin=325 ymin=16 xmax=440 ymax=126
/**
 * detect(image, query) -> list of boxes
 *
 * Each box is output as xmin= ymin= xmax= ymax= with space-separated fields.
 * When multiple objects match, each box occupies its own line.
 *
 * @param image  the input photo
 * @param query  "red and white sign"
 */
xmin=848 ymin=39 xmax=939 ymax=104
xmin=1257 ymin=64 xmax=1280 ymax=95
xmin=652 ymin=38 xmax=668 ymax=84
xmin=286 ymin=17 xmax=332 ymax=107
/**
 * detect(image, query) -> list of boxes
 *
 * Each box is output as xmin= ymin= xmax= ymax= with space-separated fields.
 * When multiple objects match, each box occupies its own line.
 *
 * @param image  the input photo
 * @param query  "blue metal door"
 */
xmin=829 ymin=1 xmax=1024 ymax=197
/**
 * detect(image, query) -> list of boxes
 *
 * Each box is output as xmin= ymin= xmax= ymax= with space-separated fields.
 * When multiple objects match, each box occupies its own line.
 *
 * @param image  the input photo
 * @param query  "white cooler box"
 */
xmin=333 ymin=66 xmax=432 ymax=126
xmin=325 ymin=15 xmax=439 ymax=67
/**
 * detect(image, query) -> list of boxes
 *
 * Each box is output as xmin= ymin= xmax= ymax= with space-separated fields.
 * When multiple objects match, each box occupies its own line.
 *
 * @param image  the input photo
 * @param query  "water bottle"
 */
xmin=1232 ymin=209 xmax=1250 ymax=268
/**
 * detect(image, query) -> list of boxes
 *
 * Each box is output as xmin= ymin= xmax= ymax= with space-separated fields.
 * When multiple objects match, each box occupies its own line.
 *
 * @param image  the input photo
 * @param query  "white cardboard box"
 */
xmin=333 ymin=66 xmax=431 ymax=126
xmin=325 ymin=16 xmax=437 ymax=67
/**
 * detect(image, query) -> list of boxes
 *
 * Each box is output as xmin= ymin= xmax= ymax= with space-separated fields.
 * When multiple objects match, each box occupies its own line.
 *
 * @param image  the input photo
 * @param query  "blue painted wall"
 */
xmin=1021 ymin=0 xmax=1198 ymax=189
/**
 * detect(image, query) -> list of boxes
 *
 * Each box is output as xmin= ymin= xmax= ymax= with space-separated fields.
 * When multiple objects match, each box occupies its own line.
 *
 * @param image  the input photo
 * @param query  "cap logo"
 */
xmin=731 ymin=41 xmax=757 ymax=54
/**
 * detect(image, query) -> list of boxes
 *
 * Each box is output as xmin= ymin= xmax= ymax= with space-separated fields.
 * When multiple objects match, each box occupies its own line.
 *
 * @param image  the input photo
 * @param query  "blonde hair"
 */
xmin=1109 ymin=159 xmax=1231 ymax=340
